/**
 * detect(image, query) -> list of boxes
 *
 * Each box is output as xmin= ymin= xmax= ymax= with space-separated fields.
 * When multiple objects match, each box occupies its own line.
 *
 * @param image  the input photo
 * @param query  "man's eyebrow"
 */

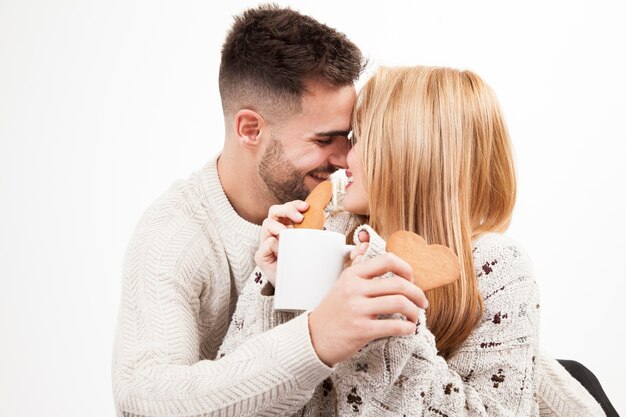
xmin=313 ymin=130 xmax=351 ymax=137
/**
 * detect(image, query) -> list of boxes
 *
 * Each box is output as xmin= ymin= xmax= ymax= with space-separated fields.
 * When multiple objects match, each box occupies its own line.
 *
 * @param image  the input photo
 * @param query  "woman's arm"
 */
xmin=329 ymin=231 xmax=540 ymax=416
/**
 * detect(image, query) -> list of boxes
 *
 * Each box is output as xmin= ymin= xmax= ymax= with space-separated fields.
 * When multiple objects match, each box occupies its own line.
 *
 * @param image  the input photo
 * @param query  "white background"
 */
xmin=1 ymin=0 xmax=624 ymax=416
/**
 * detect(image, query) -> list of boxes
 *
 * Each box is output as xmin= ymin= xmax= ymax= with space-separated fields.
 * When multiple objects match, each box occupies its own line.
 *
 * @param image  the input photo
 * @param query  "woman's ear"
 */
xmin=234 ymin=109 xmax=265 ymax=148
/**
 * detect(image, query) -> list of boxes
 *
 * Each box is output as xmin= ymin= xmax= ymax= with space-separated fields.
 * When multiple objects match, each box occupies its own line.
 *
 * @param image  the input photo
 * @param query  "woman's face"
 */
xmin=343 ymin=142 xmax=369 ymax=215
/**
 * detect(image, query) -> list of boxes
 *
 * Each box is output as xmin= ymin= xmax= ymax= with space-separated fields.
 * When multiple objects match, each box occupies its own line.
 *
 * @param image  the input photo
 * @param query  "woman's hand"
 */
xmin=254 ymin=200 xmax=309 ymax=286
xmin=349 ymin=242 xmax=368 ymax=265
xmin=349 ymin=230 xmax=371 ymax=265
xmin=308 ymin=252 xmax=428 ymax=366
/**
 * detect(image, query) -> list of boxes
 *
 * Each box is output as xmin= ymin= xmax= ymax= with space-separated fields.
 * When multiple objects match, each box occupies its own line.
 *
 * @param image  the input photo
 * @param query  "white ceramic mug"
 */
xmin=274 ymin=228 xmax=355 ymax=311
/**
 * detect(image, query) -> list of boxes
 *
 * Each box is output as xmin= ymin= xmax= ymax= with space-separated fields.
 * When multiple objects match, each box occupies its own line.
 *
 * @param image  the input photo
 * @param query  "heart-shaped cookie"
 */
xmin=294 ymin=181 xmax=333 ymax=229
xmin=386 ymin=230 xmax=460 ymax=291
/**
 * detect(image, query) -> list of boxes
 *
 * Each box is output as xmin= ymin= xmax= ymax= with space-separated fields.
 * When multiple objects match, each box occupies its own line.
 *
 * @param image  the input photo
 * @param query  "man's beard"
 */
xmin=258 ymin=138 xmax=335 ymax=204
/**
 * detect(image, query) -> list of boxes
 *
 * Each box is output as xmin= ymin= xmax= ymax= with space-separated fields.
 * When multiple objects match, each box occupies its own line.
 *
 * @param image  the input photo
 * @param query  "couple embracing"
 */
xmin=112 ymin=5 xmax=609 ymax=417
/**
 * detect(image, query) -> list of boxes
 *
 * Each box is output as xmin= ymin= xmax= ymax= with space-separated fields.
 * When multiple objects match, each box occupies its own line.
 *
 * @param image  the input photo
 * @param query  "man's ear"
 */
xmin=234 ymin=109 xmax=265 ymax=148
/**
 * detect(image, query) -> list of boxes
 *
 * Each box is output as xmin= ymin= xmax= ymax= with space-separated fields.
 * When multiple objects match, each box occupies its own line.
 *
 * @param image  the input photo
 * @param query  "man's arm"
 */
xmin=112 ymin=191 xmax=332 ymax=417
xmin=113 ymin=313 xmax=331 ymax=416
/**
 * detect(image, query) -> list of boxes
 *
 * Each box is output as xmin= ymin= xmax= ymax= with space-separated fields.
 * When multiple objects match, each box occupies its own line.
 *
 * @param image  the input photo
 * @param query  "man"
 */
xmin=112 ymin=5 xmax=423 ymax=416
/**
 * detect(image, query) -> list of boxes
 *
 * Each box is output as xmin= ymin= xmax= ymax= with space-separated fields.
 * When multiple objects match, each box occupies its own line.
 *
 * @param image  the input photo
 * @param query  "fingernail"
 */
xmin=424 ymin=299 xmax=429 ymax=309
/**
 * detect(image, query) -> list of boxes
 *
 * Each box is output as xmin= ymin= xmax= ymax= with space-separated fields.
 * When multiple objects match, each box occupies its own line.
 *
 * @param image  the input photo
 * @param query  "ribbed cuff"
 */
xmin=325 ymin=210 xmax=361 ymax=236
xmin=353 ymin=224 xmax=387 ymax=261
xmin=271 ymin=313 xmax=334 ymax=390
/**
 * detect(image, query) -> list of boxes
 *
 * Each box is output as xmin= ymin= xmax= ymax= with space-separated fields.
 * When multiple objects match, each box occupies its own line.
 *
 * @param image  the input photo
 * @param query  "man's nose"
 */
xmin=328 ymin=137 xmax=350 ymax=169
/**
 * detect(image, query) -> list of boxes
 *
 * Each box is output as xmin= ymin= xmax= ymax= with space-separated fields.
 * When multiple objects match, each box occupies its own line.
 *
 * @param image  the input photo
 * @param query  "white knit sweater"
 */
xmin=218 ymin=221 xmax=606 ymax=417
xmin=112 ymin=156 xmax=356 ymax=416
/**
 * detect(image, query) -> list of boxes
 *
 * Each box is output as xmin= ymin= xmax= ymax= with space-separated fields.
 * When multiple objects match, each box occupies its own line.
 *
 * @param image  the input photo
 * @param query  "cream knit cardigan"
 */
xmin=218 ymin=220 xmax=606 ymax=417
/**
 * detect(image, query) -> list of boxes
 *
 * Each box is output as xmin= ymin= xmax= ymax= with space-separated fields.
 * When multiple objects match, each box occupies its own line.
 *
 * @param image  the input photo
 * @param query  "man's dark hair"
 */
xmin=219 ymin=4 xmax=365 ymax=118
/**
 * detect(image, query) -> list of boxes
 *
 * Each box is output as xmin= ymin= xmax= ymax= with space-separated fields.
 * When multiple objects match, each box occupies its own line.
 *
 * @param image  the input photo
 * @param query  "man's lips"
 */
xmin=308 ymin=171 xmax=333 ymax=182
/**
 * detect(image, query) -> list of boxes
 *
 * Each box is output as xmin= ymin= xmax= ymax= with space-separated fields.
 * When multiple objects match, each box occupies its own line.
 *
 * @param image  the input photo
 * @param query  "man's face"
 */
xmin=258 ymin=81 xmax=355 ymax=203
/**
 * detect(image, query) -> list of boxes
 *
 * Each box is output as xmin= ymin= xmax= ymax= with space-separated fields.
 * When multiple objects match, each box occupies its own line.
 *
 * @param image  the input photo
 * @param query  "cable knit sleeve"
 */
xmin=328 ymin=229 xmax=540 ymax=417
xmin=215 ymin=266 xmax=333 ymax=417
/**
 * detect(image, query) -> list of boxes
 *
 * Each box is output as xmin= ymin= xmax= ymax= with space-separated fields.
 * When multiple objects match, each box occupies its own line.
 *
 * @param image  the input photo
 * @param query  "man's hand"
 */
xmin=308 ymin=252 xmax=428 ymax=366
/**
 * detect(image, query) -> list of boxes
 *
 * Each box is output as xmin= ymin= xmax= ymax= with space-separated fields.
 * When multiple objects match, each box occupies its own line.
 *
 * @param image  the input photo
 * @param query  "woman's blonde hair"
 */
xmin=353 ymin=66 xmax=516 ymax=357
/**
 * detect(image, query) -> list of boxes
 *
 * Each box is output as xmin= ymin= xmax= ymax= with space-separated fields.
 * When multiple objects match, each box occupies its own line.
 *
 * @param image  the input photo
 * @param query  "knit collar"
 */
xmin=201 ymin=154 xmax=262 ymax=239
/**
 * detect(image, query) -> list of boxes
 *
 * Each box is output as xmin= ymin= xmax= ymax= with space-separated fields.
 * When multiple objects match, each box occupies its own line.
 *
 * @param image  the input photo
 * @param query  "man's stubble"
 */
xmin=258 ymin=138 xmax=310 ymax=204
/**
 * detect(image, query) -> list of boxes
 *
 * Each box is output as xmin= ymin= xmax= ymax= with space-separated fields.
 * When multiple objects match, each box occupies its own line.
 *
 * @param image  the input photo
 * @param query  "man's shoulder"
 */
xmin=125 ymin=163 xmax=224 ymax=264
xmin=140 ymin=167 xmax=211 ymax=228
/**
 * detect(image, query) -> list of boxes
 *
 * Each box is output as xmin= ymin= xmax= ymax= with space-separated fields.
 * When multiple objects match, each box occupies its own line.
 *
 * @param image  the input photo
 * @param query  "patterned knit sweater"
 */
xmin=112 ymin=156 xmax=356 ymax=416
xmin=218 ymin=221 xmax=606 ymax=417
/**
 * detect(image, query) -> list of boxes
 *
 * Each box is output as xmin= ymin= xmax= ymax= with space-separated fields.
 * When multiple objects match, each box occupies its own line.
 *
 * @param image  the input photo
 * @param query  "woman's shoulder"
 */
xmin=472 ymin=232 xmax=531 ymax=265
xmin=458 ymin=233 xmax=540 ymax=354
xmin=471 ymin=232 xmax=535 ymax=290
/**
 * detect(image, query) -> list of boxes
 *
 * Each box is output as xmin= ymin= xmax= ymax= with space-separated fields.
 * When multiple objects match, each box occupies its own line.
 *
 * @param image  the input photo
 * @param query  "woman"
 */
xmin=218 ymin=66 xmax=605 ymax=416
